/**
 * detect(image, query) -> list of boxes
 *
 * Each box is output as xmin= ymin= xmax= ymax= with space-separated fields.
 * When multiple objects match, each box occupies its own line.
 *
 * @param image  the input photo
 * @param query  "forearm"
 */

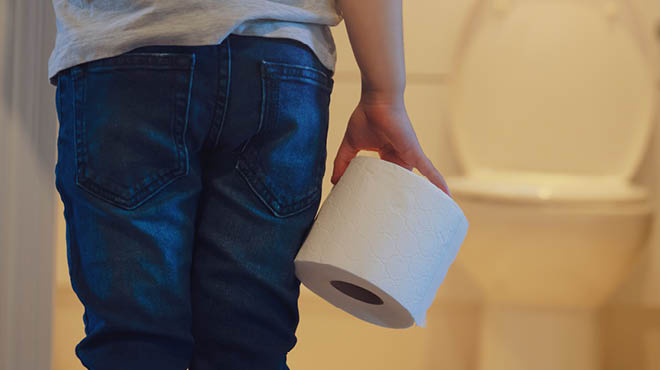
xmin=336 ymin=0 xmax=406 ymax=100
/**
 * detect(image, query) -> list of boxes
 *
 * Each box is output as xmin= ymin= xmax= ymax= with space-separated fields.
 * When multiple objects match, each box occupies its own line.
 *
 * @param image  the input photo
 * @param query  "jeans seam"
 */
xmin=212 ymin=38 xmax=231 ymax=151
xmin=203 ymin=47 xmax=224 ymax=152
xmin=238 ymin=59 xmax=270 ymax=155
xmin=182 ymin=53 xmax=195 ymax=175
xmin=72 ymin=66 xmax=84 ymax=194
xmin=256 ymin=61 xmax=269 ymax=138
xmin=56 ymin=72 xmax=61 ymax=126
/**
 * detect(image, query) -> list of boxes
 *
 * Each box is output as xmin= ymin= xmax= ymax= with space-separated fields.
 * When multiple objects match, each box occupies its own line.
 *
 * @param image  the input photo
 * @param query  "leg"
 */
xmin=54 ymin=42 xmax=221 ymax=370
xmin=189 ymin=34 xmax=334 ymax=370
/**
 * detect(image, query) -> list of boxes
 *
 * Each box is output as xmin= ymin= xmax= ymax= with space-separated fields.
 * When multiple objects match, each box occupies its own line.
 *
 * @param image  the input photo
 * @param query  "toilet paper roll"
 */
xmin=294 ymin=155 xmax=468 ymax=329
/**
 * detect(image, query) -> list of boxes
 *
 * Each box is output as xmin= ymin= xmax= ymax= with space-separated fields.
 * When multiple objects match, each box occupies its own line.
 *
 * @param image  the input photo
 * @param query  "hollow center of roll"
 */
xmin=329 ymin=280 xmax=384 ymax=305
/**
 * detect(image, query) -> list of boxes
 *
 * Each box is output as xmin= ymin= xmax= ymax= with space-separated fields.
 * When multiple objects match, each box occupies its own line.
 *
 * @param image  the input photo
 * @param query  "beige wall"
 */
xmin=52 ymin=1 xmax=660 ymax=369
xmin=296 ymin=0 xmax=660 ymax=368
xmin=602 ymin=2 xmax=660 ymax=369
xmin=619 ymin=0 xmax=660 ymax=307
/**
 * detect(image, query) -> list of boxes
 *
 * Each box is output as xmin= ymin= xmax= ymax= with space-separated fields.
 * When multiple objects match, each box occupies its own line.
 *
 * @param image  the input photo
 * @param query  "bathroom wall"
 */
xmin=291 ymin=0 xmax=660 ymax=369
xmin=601 ymin=1 xmax=660 ymax=369
xmin=617 ymin=0 xmax=660 ymax=307
xmin=51 ymin=1 xmax=660 ymax=369
xmin=1 ymin=1 xmax=58 ymax=369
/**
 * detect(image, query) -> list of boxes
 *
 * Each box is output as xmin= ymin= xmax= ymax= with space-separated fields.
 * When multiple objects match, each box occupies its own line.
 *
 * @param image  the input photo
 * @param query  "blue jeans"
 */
xmin=54 ymin=34 xmax=334 ymax=370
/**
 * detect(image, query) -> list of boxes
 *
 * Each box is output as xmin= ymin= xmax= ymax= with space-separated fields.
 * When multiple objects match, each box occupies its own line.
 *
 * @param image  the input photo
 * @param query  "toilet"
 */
xmin=443 ymin=0 xmax=657 ymax=369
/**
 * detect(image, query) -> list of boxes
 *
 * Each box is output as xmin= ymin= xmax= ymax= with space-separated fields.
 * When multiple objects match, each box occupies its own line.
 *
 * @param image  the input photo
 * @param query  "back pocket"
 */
xmin=236 ymin=60 xmax=334 ymax=218
xmin=70 ymin=51 xmax=196 ymax=210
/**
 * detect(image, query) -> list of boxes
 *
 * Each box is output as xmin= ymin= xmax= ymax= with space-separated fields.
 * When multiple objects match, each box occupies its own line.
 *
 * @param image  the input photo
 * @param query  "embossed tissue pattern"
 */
xmin=295 ymin=156 xmax=468 ymax=327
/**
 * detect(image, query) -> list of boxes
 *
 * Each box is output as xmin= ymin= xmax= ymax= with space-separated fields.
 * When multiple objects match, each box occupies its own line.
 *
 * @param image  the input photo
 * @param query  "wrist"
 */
xmin=361 ymin=70 xmax=405 ymax=94
xmin=360 ymin=86 xmax=406 ymax=107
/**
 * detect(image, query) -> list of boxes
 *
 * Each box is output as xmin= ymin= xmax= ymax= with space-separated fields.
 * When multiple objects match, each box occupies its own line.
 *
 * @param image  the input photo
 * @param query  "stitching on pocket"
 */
xmin=71 ymin=52 xmax=196 ymax=210
xmin=236 ymin=158 xmax=321 ymax=218
xmin=234 ymin=59 xmax=330 ymax=218
xmin=261 ymin=60 xmax=333 ymax=91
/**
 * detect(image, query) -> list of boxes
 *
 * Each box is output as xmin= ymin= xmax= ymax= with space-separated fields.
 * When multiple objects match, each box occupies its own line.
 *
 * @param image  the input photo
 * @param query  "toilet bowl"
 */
xmin=443 ymin=0 xmax=658 ymax=369
xmin=450 ymin=172 xmax=653 ymax=308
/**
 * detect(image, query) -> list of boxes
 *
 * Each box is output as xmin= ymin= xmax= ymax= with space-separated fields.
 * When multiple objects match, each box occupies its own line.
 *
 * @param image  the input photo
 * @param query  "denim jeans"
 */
xmin=54 ymin=33 xmax=334 ymax=370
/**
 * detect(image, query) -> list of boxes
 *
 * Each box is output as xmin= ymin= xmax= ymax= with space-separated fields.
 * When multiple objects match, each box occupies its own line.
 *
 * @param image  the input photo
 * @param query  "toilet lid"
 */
xmin=449 ymin=0 xmax=658 ymax=179
xmin=446 ymin=171 xmax=648 ymax=204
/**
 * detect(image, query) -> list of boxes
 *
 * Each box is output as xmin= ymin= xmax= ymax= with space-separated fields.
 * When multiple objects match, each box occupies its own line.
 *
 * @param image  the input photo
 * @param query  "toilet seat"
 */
xmin=446 ymin=171 xmax=648 ymax=204
xmin=448 ymin=0 xmax=658 ymax=180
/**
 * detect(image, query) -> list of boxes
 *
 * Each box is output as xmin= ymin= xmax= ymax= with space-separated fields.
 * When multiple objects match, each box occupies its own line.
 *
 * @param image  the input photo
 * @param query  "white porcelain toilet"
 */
xmin=443 ymin=0 xmax=658 ymax=369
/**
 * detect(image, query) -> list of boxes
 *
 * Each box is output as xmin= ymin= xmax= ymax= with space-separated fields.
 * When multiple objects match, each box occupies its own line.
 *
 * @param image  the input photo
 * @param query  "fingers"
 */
xmin=379 ymin=143 xmax=413 ymax=171
xmin=332 ymin=137 xmax=451 ymax=199
xmin=415 ymin=152 xmax=451 ymax=197
xmin=331 ymin=136 xmax=360 ymax=185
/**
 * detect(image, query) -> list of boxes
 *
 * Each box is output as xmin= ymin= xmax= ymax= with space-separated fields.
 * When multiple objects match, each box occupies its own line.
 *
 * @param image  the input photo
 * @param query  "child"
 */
xmin=50 ymin=0 xmax=450 ymax=369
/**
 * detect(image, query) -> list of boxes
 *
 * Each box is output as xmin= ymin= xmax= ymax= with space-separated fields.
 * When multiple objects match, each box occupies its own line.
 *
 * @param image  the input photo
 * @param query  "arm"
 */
xmin=337 ymin=0 xmax=406 ymax=99
xmin=331 ymin=0 xmax=451 ymax=196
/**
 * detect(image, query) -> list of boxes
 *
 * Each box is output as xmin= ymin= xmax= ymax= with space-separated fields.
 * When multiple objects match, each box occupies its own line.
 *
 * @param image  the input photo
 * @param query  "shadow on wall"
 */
xmin=2 ymin=0 xmax=15 ymax=111
xmin=1 ymin=1 xmax=59 ymax=171
xmin=603 ymin=14 xmax=660 ymax=359
xmin=599 ymin=305 xmax=660 ymax=370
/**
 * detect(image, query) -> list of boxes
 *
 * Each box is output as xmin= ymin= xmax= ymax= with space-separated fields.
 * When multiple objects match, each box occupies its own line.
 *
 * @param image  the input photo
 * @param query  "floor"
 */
xmin=51 ymin=286 xmax=86 ymax=370
xmin=51 ymin=283 xmax=481 ymax=370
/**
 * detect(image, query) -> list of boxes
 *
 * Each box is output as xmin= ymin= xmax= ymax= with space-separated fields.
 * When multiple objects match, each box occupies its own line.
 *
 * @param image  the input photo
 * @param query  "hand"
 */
xmin=331 ymin=91 xmax=451 ymax=197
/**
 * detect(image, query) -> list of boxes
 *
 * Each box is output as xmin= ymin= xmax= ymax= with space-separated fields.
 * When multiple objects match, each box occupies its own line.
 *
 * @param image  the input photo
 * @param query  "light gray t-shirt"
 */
xmin=48 ymin=0 xmax=343 ymax=86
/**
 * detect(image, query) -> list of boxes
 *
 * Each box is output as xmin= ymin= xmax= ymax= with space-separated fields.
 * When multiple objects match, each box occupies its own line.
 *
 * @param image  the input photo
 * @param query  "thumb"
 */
xmin=331 ymin=136 xmax=359 ymax=185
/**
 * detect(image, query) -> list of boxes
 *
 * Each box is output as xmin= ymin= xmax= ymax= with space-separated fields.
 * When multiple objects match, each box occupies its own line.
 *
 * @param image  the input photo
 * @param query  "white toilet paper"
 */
xmin=294 ymin=155 xmax=468 ymax=329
